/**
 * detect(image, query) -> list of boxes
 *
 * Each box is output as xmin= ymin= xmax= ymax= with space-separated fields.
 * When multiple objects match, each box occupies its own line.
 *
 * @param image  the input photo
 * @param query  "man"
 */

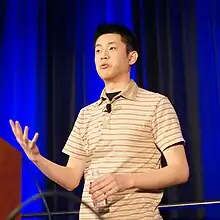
xmin=10 ymin=23 xmax=189 ymax=219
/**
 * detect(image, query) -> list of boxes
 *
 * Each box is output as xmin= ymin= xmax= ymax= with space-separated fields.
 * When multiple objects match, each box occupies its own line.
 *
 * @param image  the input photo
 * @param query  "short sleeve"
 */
xmin=152 ymin=96 xmax=185 ymax=151
xmin=62 ymin=109 xmax=87 ymax=160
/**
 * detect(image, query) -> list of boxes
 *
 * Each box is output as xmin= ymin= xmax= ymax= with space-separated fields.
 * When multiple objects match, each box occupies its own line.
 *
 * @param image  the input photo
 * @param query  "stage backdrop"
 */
xmin=1 ymin=0 xmax=220 ymax=219
xmin=0 ymin=0 xmax=48 ymax=218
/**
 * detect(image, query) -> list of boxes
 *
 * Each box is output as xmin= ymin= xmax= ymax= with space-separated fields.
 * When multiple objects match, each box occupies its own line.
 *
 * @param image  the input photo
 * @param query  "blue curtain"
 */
xmin=0 ymin=0 xmax=47 ymax=218
xmin=1 ymin=0 xmax=220 ymax=219
xmin=196 ymin=0 xmax=220 ymax=218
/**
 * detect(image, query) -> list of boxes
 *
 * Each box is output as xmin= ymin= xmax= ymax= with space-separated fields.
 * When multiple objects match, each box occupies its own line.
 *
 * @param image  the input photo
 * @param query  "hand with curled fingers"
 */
xmin=9 ymin=120 xmax=40 ymax=162
xmin=89 ymin=173 xmax=133 ymax=203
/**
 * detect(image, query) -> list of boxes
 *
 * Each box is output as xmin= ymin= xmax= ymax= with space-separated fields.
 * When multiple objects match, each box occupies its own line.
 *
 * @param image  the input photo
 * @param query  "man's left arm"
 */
xmin=128 ymin=143 xmax=189 ymax=190
xmin=132 ymin=95 xmax=189 ymax=190
xmin=89 ymin=143 xmax=189 ymax=202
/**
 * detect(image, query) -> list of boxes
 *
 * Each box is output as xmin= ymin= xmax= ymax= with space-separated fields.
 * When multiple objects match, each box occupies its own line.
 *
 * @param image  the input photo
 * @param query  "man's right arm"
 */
xmin=9 ymin=119 xmax=85 ymax=191
xmin=34 ymin=155 xmax=85 ymax=191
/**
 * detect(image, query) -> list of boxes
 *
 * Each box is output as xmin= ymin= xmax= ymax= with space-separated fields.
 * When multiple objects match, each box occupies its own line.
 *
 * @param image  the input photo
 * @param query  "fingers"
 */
xmin=101 ymin=187 xmax=118 ymax=201
xmin=94 ymin=193 xmax=106 ymax=203
xmin=9 ymin=119 xmax=39 ymax=147
xmin=15 ymin=121 xmax=23 ymax=137
xmin=90 ymin=176 xmax=111 ymax=194
xmin=92 ymin=181 xmax=116 ymax=202
xmin=9 ymin=120 xmax=16 ymax=136
xmin=90 ymin=175 xmax=120 ymax=202
xmin=29 ymin=132 xmax=39 ymax=149
xmin=23 ymin=126 xmax=29 ymax=143
xmin=9 ymin=120 xmax=24 ymax=145
xmin=32 ymin=132 xmax=39 ymax=143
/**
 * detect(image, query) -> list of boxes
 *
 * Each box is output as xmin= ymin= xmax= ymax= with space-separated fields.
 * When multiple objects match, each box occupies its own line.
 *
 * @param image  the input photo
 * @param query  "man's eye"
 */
xmin=109 ymin=47 xmax=116 ymax=50
xmin=96 ymin=49 xmax=101 ymax=53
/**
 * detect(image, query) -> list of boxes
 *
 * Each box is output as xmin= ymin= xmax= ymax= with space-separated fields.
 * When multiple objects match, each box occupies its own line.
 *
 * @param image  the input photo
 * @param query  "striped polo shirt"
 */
xmin=62 ymin=79 xmax=184 ymax=220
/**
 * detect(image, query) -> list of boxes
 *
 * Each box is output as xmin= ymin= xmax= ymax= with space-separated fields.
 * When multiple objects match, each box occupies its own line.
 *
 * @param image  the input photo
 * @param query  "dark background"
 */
xmin=1 ymin=0 xmax=220 ymax=219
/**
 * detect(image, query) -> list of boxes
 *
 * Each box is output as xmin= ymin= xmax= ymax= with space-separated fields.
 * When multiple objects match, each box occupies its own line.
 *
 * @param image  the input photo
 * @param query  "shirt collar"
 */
xmin=98 ymin=79 xmax=138 ymax=105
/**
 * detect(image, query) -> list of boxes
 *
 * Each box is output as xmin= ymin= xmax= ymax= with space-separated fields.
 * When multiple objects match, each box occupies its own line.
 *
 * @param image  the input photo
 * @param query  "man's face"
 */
xmin=94 ymin=33 xmax=131 ymax=81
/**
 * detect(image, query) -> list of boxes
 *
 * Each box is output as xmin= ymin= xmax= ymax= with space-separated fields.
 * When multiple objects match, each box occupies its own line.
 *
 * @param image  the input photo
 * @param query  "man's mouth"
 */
xmin=100 ymin=64 xmax=109 ymax=69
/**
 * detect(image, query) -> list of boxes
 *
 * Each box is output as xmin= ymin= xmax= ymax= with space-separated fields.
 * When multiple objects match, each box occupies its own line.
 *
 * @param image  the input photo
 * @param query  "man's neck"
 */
xmin=104 ymin=76 xmax=131 ymax=93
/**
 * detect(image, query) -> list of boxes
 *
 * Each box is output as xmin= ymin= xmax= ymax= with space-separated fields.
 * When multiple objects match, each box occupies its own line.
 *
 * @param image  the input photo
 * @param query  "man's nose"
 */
xmin=101 ymin=50 xmax=109 ymax=60
xmin=101 ymin=55 xmax=109 ymax=60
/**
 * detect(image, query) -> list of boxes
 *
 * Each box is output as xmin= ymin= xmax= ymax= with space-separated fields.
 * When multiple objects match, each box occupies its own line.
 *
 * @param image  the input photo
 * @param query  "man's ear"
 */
xmin=128 ymin=51 xmax=138 ymax=65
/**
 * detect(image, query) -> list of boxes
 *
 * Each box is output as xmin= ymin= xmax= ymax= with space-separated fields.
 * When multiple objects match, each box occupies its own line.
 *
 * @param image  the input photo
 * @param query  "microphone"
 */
xmin=103 ymin=103 xmax=111 ymax=113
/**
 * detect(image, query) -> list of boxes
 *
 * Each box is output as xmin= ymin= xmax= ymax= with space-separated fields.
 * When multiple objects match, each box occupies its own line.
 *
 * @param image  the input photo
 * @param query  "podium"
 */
xmin=0 ymin=138 xmax=21 ymax=220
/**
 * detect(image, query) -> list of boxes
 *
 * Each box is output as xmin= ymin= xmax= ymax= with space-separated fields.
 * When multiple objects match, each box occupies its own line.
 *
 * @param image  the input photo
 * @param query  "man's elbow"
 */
xmin=66 ymin=187 xmax=75 ymax=192
xmin=65 ymin=181 xmax=80 ymax=191
xmin=176 ymin=165 xmax=190 ymax=184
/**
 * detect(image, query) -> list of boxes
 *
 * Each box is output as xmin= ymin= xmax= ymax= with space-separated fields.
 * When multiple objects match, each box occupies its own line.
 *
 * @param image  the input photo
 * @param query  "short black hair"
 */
xmin=94 ymin=23 xmax=137 ymax=53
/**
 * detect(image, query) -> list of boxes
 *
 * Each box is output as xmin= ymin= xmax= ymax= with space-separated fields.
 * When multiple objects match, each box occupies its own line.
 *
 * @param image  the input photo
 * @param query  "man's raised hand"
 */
xmin=9 ymin=120 xmax=40 ymax=162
